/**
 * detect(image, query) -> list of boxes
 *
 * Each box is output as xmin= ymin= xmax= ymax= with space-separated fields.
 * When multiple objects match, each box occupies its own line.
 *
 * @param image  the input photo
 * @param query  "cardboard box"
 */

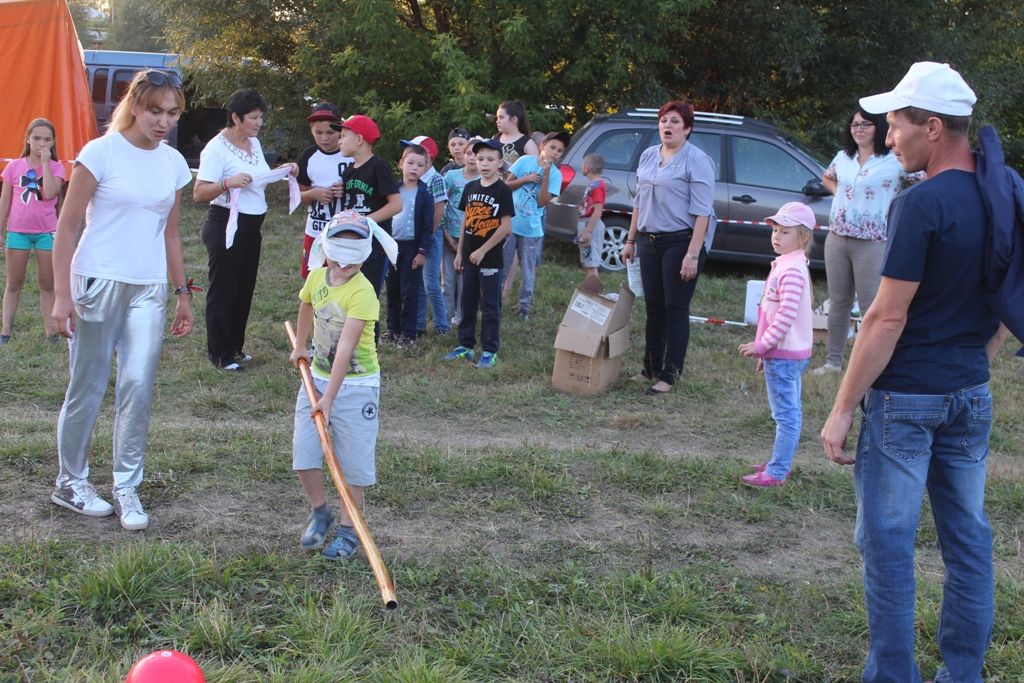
xmin=551 ymin=275 xmax=635 ymax=395
xmin=812 ymin=299 xmax=859 ymax=337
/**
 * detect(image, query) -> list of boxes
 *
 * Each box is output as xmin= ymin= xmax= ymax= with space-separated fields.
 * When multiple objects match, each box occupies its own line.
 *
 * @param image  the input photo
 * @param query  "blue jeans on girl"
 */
xmin=762 ymin=357 xmax=809 ymax=479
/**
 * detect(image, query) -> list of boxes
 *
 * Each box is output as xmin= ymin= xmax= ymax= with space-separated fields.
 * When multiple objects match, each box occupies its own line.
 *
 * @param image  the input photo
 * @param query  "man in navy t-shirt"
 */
xmin=821 ymin=62 xmax=1002 ymax=683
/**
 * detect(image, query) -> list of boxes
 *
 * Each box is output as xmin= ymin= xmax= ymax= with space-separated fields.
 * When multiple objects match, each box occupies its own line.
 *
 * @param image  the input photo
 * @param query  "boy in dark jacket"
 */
xmin=384 ymin=144 xmax=434 ymax=347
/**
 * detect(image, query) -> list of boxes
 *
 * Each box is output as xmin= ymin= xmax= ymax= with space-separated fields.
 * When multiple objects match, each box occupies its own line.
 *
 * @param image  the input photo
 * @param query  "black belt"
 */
xmin=638 ymin=229 xmax=693 ymax=240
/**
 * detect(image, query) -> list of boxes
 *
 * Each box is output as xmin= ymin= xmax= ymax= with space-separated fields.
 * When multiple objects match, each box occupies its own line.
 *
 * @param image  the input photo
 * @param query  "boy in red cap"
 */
xmin=296 ymin=102 xmax=354 ymax=279
xmin=331 ymin=115 xmax=402 ymax=297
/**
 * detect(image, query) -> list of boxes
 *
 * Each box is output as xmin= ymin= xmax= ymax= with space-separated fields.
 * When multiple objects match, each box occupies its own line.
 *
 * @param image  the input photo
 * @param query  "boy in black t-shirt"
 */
xmin=443 ymin=139 xmax=514 ymax=369
xmin=331 ymin=114 xmax=402 ymax=295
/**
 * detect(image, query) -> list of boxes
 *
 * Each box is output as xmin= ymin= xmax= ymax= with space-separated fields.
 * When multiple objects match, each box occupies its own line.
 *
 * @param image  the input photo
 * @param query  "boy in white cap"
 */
xmin=289 ymin=210 xmax=397 ymax=560
xmin=821 ymin=62 xmax=1000 ymax=683
xmin=738 ymin=202 xmax=816 ymax=487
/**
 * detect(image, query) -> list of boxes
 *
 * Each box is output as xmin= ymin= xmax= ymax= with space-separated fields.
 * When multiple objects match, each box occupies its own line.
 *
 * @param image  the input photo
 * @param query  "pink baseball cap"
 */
xmin=765 ymin=202 xmax=817 ymax=229
xmin=331 ymin=114 xmax=381 ymax=144
xmin=400 ymin=135 xmax=439 ymax=160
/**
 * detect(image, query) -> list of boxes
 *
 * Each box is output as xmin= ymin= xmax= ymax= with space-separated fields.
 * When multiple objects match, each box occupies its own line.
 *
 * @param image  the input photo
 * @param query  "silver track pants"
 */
xmin=56 ymin=276 xmax=166 ymax=493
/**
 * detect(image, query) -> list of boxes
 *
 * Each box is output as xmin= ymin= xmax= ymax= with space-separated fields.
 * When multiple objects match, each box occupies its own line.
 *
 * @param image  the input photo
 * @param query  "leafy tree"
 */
xmin=155 ymin=0 xmax=1024 ymax=165
xmin=104 ymin=0 xmax=168 ymax=52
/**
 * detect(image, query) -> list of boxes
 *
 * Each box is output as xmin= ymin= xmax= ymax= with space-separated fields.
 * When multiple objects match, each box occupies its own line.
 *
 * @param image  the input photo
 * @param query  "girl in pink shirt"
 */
xmin=0 ymin=118 xmax=66 ymax=343
xmin=738 ymin=202 xmax=816 ymax=487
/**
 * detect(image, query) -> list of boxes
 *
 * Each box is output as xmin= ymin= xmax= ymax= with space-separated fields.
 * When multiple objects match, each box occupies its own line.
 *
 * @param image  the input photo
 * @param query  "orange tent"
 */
xmin=0 ymin=0 xmax=98 ymax=173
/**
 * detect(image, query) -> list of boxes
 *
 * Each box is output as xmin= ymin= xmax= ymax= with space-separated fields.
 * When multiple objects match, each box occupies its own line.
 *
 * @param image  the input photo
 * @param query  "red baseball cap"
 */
xmin=330 ymin=114 xmax=380 ymax=144
xmin=400 ymin=135 xmax=439 ymax=160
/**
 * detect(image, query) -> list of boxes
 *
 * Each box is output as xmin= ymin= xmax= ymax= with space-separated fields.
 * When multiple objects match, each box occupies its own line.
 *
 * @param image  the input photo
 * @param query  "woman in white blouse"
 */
xmin=193 ymin=88 xmax=296 ymax=371
xmin=814 ymin=108 xmax=905 ymax=375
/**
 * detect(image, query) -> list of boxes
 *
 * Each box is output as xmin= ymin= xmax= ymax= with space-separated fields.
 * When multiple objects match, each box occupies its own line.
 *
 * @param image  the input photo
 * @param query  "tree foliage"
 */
xmin=104 ymin=0 xmax=168 ymax=52
xmin=156 ymin=0 xmax=1024 ymax=164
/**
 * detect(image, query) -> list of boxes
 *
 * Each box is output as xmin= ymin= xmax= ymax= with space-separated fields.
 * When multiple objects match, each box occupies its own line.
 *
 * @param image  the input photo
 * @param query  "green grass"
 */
xmin=0 ymin=186 xmax=1021 ymax=680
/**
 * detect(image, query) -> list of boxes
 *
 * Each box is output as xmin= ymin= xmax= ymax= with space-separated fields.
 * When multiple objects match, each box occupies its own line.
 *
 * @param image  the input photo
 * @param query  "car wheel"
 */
xmin=600 ymin=217 xmax=629 ymax=272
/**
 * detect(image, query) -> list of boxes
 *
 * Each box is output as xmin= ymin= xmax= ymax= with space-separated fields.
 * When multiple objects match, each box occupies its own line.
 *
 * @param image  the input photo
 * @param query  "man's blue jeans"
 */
xmin=417 ymin=230 xmax=449 ymax=333
xmin=762 ymin=358 xmax=808 ymax=479
xmin=854 ymin=384 xmax=994 ymax=683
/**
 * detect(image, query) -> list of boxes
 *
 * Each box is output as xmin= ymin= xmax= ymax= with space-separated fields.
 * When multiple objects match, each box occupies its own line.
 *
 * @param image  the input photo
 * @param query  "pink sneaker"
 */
xmin=746 ymin=463 xmax=791 ymax=479
xmin=741 ymin=471 xmax=786 ymax=488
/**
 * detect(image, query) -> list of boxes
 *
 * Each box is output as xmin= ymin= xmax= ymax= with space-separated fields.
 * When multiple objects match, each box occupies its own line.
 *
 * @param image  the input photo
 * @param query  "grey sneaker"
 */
xmin=811 ymin=363 xmax=842 ymax=376
xmin=301 ymin=505 xmax=335 ymax=549
xmin=323 ymin=525 xmax=361 ymax=561
xmin=113 ymin=488 xmax=149 ymax=530
xmin=51 ymin=480 xmax=113 ymax=517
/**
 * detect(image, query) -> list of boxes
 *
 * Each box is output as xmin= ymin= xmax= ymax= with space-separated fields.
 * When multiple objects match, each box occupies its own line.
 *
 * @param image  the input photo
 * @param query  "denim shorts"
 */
xmin=6 ymin=231 xmax=54 ymax=251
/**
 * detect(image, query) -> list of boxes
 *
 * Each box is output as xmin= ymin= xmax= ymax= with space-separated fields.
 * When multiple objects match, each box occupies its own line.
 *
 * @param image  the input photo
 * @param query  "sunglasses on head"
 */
xmin=142 ymin=69 xmax=183 ymax=89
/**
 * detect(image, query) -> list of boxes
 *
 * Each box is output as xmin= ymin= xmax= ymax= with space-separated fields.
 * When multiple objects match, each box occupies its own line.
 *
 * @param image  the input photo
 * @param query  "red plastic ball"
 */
xmin=126 ymin=650 xmax=205 ymax=683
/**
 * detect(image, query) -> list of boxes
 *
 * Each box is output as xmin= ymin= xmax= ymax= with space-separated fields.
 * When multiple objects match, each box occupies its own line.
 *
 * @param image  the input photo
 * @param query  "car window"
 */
xmin=586 ymin=128 xmax=648 ymax=171
xmin=91 ymin=68 xmax=108 ymax=103
xmin=112 ymin=69 xmax=136 ymax=104
xmin=688 ymin=132 xmax=722 ymax=181
xmin=732 ymin=137 xmax=816 ymax=192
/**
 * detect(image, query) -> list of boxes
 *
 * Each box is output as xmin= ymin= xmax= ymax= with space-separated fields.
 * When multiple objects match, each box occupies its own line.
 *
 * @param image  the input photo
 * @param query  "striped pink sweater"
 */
xmin=752 ymin=250 xmax=813 ymax=360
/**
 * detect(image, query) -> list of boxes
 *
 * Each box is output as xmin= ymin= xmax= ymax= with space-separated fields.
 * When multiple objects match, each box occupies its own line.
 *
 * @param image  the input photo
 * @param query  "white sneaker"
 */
xmin=51 ymin=480 xmax=114 ymax=517
xmin=113 ymin=488 xmax=149 ymax=530
xmin=811 ymin=363 xmax=842 ymax=376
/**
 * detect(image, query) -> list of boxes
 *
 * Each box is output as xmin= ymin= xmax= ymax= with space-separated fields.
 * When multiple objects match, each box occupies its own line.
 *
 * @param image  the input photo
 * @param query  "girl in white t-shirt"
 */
xmin=50 ymin=69 xmax=195 ymax=531
xmin=0 ymin=117 xmax=66 ymax=343
xmin=193 ymin=88 xmax=298 ymax=371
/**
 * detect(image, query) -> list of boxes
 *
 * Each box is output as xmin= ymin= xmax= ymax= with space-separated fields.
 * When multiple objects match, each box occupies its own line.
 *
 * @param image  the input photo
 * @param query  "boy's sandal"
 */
xmin=323 ymin=526 xmax=361 ymax=561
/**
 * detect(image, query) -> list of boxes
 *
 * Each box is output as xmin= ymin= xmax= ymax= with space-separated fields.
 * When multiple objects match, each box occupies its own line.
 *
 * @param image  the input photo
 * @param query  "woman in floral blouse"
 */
xmin=813 ymin=108 xmax=905 ymax=375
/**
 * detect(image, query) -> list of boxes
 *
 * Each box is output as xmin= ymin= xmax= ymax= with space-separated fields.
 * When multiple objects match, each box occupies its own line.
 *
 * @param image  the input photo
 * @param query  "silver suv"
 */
xmin=545 ymin=109 xmax=833 ymax=271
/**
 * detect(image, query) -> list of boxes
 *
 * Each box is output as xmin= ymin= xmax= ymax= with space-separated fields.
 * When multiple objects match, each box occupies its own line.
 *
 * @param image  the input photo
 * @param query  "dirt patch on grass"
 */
xmin=2 ymin=407 xmax=1020 ymax=589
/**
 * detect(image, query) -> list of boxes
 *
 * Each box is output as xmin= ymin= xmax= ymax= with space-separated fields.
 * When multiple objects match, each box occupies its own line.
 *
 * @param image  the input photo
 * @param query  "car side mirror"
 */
xmin=802 ymin=179 xmax=831 ymax=197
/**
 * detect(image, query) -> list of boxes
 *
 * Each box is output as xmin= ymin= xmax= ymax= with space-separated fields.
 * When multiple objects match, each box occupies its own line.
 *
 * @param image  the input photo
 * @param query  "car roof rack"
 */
xmin=616 ymin=108 xmax=745 ymax=126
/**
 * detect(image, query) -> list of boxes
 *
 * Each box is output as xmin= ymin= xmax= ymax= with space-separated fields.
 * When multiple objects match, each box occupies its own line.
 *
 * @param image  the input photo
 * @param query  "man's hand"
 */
xmin=821 ymin=409 xmax=856 ymax=465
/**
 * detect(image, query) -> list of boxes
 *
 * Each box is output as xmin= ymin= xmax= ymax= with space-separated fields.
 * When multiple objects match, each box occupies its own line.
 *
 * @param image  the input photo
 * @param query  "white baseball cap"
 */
xmin=860 ymin=62 xmax=976 ymax=117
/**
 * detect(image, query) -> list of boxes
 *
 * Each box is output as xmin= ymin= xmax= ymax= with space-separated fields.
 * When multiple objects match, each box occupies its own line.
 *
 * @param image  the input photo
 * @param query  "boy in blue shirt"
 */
xmin=501 ymin=131 xmax=568 ymax=318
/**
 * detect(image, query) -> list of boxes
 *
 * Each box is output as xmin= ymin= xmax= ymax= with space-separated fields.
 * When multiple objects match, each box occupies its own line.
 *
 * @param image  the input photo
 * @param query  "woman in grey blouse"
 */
xmin=621 ymin=101 xmax=716 ymax=395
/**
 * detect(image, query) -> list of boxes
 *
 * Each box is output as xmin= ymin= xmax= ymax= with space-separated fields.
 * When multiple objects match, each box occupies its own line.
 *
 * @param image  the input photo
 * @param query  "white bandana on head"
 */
xmin=307 ymin=210 xmax=398 ymax=271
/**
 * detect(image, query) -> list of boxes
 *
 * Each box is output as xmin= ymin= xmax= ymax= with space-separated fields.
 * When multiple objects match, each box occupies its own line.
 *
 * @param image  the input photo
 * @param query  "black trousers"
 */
xmin=201 ymin=205 xmax=265 ymax=367
xmin=386 ymin=240 xmax=422 ymax=339
xmin=637 ymin=230 xmax=706 ymax=385
xmin=458 ymin=261 xmax=502 ymax=354
xmin=361 ymin=241 xmax=388 ymax=296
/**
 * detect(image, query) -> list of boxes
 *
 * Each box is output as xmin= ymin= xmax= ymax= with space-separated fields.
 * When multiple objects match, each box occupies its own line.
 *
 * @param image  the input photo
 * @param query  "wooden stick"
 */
xmin=285 ymin=321 xmax=398 ymax=610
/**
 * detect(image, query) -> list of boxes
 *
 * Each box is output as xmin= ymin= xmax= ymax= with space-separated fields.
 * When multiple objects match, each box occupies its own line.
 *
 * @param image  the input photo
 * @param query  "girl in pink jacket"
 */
xmin=738 ymin=202 xmax=817 ymax=487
